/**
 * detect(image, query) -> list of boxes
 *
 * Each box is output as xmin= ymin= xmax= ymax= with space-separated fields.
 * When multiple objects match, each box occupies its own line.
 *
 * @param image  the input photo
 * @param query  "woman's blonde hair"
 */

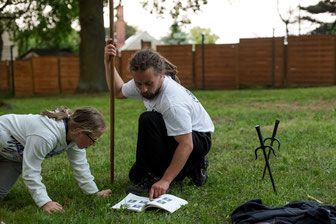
xmin=41 ymin=106 xmax=106 ymax=134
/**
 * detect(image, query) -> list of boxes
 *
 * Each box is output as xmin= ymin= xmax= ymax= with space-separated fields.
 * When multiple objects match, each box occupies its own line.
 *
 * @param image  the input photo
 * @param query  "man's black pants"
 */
xmin=129 ymin=111 xmax=212 ymax=183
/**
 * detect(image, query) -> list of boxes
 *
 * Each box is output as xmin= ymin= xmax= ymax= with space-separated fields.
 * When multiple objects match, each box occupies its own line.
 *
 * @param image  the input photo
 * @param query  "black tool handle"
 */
xmin=271 ymin=120 xmax=280 ymax=139
xmin=255 ymin=125 xmax=264 ymax=147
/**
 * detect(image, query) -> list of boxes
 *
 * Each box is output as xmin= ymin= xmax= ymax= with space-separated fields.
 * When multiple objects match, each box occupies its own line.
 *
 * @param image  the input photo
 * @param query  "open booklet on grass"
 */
xmin=111 ymin=193 xmax=188 ymax=213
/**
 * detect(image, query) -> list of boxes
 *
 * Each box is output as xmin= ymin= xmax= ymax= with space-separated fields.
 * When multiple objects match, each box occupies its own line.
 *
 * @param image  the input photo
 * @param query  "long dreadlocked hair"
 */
xmin=128 ymin=48 xmax=181 ymax=84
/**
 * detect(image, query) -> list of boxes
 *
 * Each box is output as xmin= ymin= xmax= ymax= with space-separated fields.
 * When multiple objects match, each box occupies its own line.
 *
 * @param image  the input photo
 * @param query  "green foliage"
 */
xmin=125 ymin=23 xmax=138 ymax=40
xmin=300 ymin=0 xmax=336 ymax=34
xmin=0 ymin=0 xmax=80 ymax=56
xmin=302 ymin=0 xmax=335 ymax=14
xmin=139 ymin=1 xmax=216 ymax=45
xmin=141 ymin=0 xmax=208 ymax=25
xmin=0 ymin=1 xmax=33 ymax=58
xmin=1 ymin=86 xmax=336 ymax=223
xmin=10 ymin=1 xmax=80 ymax=55
xmin=189 ymin=26 xmax=219 ymax=44
xmin=0 ymin=0 xmax=31 ymax=32
xmin=311 ymin=23 xmax=336 ymax=34
xmin=1 ymin=0 xmax=108 ymax=92
xmin=161 ymin=24 xmax=189 ymax=45
xmin=141 ymin=0 xmax=208 ymax=39
xmin=14 ymin=28 xmax=80 ymax=56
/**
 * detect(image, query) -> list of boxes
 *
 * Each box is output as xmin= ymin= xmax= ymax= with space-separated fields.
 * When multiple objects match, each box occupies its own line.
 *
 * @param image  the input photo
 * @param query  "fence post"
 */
xmin=272 ymin=30 xmax=275 ymax=88
xmin=201 ymin=33 xmax=205 ymax=90
xmin=283 ymin=42 xmax=288 ymax=88
xmin=235 ymin=44 xmax=240 ymax=89
xmin=334 ymin=36 xmax=336 ymax=85
xmin=10 ymin=45 xmax=15 ymax=96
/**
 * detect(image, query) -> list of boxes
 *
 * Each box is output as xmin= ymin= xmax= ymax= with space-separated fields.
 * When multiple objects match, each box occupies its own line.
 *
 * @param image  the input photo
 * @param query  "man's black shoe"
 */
xmin=126 ymin=173 xmax=160 ymax=195
xmin=188 ymin=155 xmax=209 ymax=187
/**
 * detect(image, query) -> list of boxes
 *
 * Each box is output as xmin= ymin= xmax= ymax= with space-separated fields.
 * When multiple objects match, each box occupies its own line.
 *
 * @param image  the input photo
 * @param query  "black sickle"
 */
xmin=262 ymin=120 xmax=280 ymax=180
xmin=254 ymin=125 xmax=277 ymax=194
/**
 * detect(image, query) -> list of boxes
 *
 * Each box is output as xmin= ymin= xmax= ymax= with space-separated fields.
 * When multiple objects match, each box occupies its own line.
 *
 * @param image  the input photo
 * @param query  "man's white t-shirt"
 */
xmin=122 ymin=76 xmax=214 ymax=136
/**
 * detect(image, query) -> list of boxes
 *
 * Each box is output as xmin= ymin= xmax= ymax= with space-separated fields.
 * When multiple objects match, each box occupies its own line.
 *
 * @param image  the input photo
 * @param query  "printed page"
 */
xmin=111 ymin=193 xmax=150 ymax=212
xmin=146 ymin=194 xmax=188 ymax=213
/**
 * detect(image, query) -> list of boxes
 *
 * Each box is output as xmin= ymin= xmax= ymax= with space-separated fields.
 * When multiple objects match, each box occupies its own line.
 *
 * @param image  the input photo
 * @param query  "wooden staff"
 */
xmin=109 ymin=0 xmax=115 ymax=183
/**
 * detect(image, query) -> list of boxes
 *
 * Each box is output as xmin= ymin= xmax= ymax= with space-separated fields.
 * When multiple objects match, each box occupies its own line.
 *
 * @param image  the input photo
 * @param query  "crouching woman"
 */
xmin=0 ymin=106 xmax=111 ymax=213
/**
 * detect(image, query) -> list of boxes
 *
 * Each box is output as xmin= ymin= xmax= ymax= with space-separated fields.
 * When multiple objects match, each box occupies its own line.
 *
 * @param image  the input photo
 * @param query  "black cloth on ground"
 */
xmin=231 ymin=199 xmax=336 ymax=224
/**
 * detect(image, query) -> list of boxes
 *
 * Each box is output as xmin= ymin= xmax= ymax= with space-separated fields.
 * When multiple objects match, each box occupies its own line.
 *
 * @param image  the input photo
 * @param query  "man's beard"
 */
xmin=142 ymin=87 xmax=161 ymax=100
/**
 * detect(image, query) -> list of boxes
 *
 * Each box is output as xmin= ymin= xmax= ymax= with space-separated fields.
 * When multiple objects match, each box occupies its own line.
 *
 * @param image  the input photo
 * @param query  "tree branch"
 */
xmin=0 ymin=15 xmax=18 ymax=19
xmin=0 ymin=0 xmax=12 ymax=12
xmin=0 ymin=0 xmax=33 ymax=19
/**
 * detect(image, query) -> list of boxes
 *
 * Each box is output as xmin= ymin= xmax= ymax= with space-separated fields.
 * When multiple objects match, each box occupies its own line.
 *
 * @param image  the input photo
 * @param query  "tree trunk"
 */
xmin=77 ymin=0 xmax=108 ymax=92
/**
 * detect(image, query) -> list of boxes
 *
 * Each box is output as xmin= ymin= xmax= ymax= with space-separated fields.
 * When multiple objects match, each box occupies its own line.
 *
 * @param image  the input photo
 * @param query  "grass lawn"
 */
xmin=0 ymin=86 xmax=336 ymax=223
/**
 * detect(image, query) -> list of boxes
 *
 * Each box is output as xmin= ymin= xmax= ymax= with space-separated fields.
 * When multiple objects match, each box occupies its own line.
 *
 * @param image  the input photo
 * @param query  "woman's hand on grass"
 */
xmin=41 ymin=201 xmax=63 ymax=213
xmin=96 ymin=189 xmax=112 ymax=197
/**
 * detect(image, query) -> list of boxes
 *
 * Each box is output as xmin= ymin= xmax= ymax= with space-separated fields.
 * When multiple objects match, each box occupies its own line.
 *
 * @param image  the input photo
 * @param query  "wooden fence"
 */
xmin=119 ymin=50 xmax=136 ymax=82
xmin=195 ymin=44 xmax=238 ymax=90
xmin=157 ymin=45 xmax=194 ymax=89
xmin=0 ymin=61 xmax=10 ymax=91
xmin=1 ymin=35 xmax=335 ymax=96
xmin=239 ymin=37 xmax=285 ymax=87
xmin=287 ymin=35 xmax=336 ymax=86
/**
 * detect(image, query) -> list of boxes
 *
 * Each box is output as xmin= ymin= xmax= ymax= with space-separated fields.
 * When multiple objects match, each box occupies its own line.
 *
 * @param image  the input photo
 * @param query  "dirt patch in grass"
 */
xmin=238 ymin=100 xmax=336 ymax=111
xmin=212 ymin=100 xmax=335 ymax=125
xmin=212 ymin=117 xmax=234 ymax=125
xmin=0 ymin=101 xmax=13 ymax=110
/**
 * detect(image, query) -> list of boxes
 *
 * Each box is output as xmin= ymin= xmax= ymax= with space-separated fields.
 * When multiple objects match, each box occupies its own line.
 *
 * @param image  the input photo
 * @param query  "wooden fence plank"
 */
xmin=0 ymin=61 xmax=9 ymax=91
xmin=14 ymin=60 xmax=34 ymax=96
xmin=32 ymin=57 xmax=59 ymax=94
xmin=157 ymin=45 xmax=193 ymax=89
xmin=60 ymin=56 xmax=80 ymax=93
xmin=195 ymin=44 xmax=238 ymax=90
xmin=287 ymin=35 xmax=336 ymax=86
xmin=120 ymin=50 xmax=137 ymax=82
xmin=239 ymin=37 xmax=284 ymax=87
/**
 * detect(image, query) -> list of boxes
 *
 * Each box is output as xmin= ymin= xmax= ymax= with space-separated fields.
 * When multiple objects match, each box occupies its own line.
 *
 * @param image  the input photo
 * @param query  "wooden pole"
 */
xmin=109 ymin=0 xmax=115 ymax=183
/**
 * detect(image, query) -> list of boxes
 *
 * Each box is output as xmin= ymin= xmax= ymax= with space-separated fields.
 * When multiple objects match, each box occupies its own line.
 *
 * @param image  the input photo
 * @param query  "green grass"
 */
xmin=1 ymin=86 xmax=336 ymax=223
